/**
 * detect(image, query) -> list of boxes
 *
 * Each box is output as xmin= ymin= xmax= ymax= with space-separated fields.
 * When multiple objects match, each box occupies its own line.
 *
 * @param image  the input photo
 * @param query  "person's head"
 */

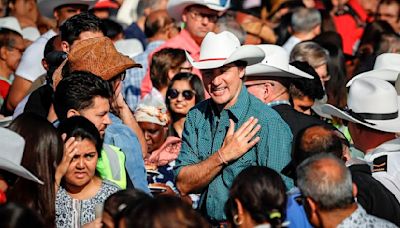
xmin=190 ymin=31 xmax=264 ymax=111
xmin=289 ymin=61 xmax=325 ymax=115
xmin=42 ymin=35 xmax=65 ymax=85
xmin=103 ymin=189 xmax=151 ymax=228
xmin=137 ymin=0 xmax=168 ymax=18
xmin=54 ymin=71 xmax=113 ymax=137
xmin=37 ymin=0 xmax=95 ymax=24
xmin=0 ymin=27 xmax=24 ymax=73
xmin=6 ymin=0 xmax=38 ymax=24
xmin=59 ymin=12 xmax=105 ymax=52
xmin=245 ymin=76 xmax=291 ymax=104
xmin=215 ymin=13 xmax=246 ymax=45
xmin=293 ymin=125 xmax=349 ymax=168
xmin=7 ymin=113 xmax=63 ymax=226
xmin=225 ymin=166 xmax=287 ymax=228
xmin=296 ymin=153 xmax=356 ymax=227
xmin=101 ymin=18 xmax=124 ymax=42
xmin=290 ymin=7 xmax=321 ymax=36
xmin=290 ymin=41 xmax=330 ymax=86
xmin=57 ymin=116 xmax=103 ymax=189
xmin=166 ymin=72 xmax=205 ymax=118
xmin=134 ymin=95 xmax=169 ymax=154
xmin=377 ymin=0 xmax=400 ymax=33
xmin=120 ymin=195 xmax=209 ymax=228
xmin=144 ymin=10 xmax=178 ymax=41
xmin=150 ymin=48 xmax=192 ymax=96
xmin=0 ymin=202 xmax=44 ymax=228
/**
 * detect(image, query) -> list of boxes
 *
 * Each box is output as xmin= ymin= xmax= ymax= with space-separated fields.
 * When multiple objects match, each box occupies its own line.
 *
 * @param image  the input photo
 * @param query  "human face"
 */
xmin=168 ymin=60 xmax=193 ymax=79
xmin=244 ymin=80 xmax=267 ymax=102
xmin=293 ymin=96 xmax=314 ymax=115
xmin=138 ymin=122 xmax=167 ymax=154
xmin=79 ymin=96 xmax=112 ymax=137
xmin=201 ymin=64 xmax=245 ymax=110
xmin=5 ymin=35 xmax=25 ymax=72
xmin=314 ymin=64 xmax=330 ymax=86
xmin=377 ymin=3 xmax=400 ymax=32
xmin=182 ymin=5 xmax=219 ymax=43
xmin=64 ymin=138 xmax=98 ymax=188
xmin=168 ymin=80 xmax=196 ymax=115
xmin=54 ymin=4 xmax=88 ymax=24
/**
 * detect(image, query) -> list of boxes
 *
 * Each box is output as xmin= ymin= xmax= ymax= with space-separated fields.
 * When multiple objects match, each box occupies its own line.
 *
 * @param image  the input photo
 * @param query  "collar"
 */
xmin=179 ymin=29 xmax=200 ymax=52
xmin=147 ymin=40 xmax=165 ymax=50
xmin=267 ymin=100 xmax=291 ymax=107
xmin=370 ymin=137 xmax=400 ymax=154
xmin=209 ymin=85 xmax=249 ymax=122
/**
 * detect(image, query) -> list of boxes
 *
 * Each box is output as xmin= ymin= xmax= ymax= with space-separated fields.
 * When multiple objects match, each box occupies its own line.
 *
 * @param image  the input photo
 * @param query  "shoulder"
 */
xmin=99 ymin=180 xmax=120 ymax=196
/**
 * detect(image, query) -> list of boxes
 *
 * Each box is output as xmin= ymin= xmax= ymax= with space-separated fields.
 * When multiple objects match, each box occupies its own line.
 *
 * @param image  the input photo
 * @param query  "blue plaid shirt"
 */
xmin=174 ymin=85 xmax=293 ymax=221
xmin=122 ymin=40 xmax=164 ymax=111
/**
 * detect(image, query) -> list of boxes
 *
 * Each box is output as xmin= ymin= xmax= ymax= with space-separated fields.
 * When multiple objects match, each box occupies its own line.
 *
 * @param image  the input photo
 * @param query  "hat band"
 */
xmin=346 ymin=108 xmax=398 ymax=125
xmin=199 ymin=58 xmax=226 ymax=62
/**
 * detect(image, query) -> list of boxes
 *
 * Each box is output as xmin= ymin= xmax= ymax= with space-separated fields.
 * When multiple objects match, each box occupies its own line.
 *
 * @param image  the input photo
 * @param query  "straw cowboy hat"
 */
xmin=246 ymin=44 xmax=314 ymax=79
xmin=321 ymin=78 xmax=400 ymax=133
xmin=186 ymin=31 xmax=265 ymax=70
xmin=38 ymin=0 xmax=97 ymax=18
xmin=0 ymin=128 xmax=43 ymax=184
xmin=0 ymin=16 xmax=23 ymax=36
xmin=346 ymin=53 xmax=400 ymax=87
xmin=167 ymin=0 xmax=231 ymax=21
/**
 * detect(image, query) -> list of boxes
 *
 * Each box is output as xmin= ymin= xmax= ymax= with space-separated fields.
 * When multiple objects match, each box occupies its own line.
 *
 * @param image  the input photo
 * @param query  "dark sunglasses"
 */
xmin=167 ymin=89 xmax=195 ymax=100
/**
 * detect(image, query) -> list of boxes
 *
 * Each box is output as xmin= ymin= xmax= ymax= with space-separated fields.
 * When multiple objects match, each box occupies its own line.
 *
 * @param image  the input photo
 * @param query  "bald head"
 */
xmin=296 ymin=153 xmax=354 ymax=210
xmin=144 ymin=10 xmax=177 ymax=40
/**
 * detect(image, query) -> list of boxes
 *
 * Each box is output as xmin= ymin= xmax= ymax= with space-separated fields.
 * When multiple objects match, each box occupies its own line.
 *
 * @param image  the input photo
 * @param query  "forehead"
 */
xmin=138 ymin=121 xmax=163 ymax=130
xmin=171 ymin=79 xmax=191 ymax=89
xmin=85 ymin=96 xmax=110 ymax=111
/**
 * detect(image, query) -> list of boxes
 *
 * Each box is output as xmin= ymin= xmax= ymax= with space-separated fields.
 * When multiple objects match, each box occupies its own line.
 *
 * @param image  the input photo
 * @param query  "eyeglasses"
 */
xmin=189 ymin=10 xmax=219 ymax=23
xmin=167 ymin=89 xmax=195 ymax=100
xmin=8 ymin=45 xmax=24 ymax=54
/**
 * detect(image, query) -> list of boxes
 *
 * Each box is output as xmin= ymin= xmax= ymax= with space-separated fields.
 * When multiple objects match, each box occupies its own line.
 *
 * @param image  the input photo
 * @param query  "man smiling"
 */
xmin=174 ymin=31 xmax=293 ymax=223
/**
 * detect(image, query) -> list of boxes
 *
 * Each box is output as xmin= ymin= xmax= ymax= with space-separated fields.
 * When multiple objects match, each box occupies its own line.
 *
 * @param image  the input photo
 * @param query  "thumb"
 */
xmin=227 ymin=119 xmax=235 ymax=136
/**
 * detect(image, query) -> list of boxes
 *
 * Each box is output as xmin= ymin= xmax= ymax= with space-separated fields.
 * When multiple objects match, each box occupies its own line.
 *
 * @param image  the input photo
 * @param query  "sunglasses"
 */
xmin=167 ymin=89 xmax=195 ymax=100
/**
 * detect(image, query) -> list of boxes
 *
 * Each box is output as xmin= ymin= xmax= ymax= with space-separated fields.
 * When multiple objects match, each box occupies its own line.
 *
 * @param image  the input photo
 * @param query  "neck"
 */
xmin=317 ymin=203 xmax=357 ymax=228
xmin=0 ymin=61 xmax=12 ymax=79
xmin=360 ymin=132 xmax=396 ymax=154
xmin=173 ymin=116 xmax=186 ymax=138
xmin=293 ymin=32 xmax=317 ymax=41
xmin=65 ymin=176 xmax=101 ymax=200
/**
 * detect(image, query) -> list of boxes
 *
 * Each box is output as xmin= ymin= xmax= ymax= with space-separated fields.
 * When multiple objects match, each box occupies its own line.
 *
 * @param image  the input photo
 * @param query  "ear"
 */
xmin=352 ymin=183 xmax=358 ymax=198
xmin=182 ymin=10 xmax=188 ymax=23
xmin=0 ymin=46 xmax=7 ymax=60
xmin=53 ymin=10 xmax=59 ymax=21
xmin=263 ymin=82 xmax=274 ymax=102
xmin=61 ymin=41 xmax=70 ymax=53
xmin=238 ymin=66 xmax=245 ymax=79
xmin=66 ymin=109 xmax=81 ymax=118
xmin=313 ymin=24 xmax=321 ymax=35
xmin=42 ymin=58 xmax=49 ymax=71
xmin=234 ymin=198 xmax=244 ymax=216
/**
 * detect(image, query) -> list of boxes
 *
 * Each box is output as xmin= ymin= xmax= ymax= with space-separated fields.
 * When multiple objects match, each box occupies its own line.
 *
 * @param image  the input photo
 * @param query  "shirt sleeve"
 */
xmin=15 ymin=39 xmax=47 ymax=81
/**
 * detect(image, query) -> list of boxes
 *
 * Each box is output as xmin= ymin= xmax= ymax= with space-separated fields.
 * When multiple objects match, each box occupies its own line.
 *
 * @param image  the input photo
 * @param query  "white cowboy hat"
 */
xmin=38 ymin=0 xmax=97 ymax=18
xmin=346 ymin=53 xmax=400 ymax=87
xmin=0 ymin=17 xmax=23 ymax=36
xmin=245 ymin=44 xmax=314 ymax=79
xmin=186 ymin=31 xmax=264 ymax=70
xmin=321 ymin=78 xmax=400 ymax=133
xmin=0 ymin=128 xmax=43 ymax=184
xmin=114 ymin=38 xmax=143 ymax=58
xmin=167 ymin=0 xmax=231 ymax=21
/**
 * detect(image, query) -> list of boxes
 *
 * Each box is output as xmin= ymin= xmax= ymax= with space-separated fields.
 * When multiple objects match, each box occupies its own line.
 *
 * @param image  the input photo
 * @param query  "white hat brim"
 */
xmin=0 ymin=157 xmax=43 ymax=184
xmin=320 ymin=103 xmax=400 ymax=133
xmin=187 ymin=45 xmax=264 ymax=70
xmin=246 ymin=64 xmax=314 ymax=79
xmin=347 ymin=69 xmax=400 ymax=87
xmin=167 ymin=0 xmax=230 ymax=21
xmin=38 ymin=0 xmax=97 ymax=18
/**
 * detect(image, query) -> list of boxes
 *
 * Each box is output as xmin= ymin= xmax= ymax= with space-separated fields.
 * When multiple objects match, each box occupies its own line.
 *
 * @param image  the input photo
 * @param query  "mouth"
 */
xmin=74 ymin=172 xmax=87 ymax=179
xmin=211 ymin=87 xmax=226 ymax=96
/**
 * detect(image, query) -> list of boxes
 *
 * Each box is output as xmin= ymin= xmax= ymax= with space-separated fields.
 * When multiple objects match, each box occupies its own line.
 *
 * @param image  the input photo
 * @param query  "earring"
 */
xmin=233 ymin=214 xmax=243 ymax=226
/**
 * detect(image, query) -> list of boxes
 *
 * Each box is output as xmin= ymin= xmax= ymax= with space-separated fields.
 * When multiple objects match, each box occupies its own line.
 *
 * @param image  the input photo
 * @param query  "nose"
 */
xmin=76 ymin=157 xmax=84 ymax=169
xmin=177 ymin=93 xmax=185 ymax=101
xmin=144 ymin=131 xmax=151 ymax=141
xmin=104 ymin=113 xmax=112 ymax=125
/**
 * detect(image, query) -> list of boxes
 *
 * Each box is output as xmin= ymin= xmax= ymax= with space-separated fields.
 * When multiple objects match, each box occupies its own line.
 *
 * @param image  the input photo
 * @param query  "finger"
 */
xmin=244 ymin=124 xmax=261 ymax=142
xmin=235 ymin=116 xmax=254 ymax=135
xmin=245 ymin=136 xmax=260 ymax=151
xmin=238 ymin=117 xmax=258 ymax=137
xmin=226 ymin=119 xmax=235 ymax=137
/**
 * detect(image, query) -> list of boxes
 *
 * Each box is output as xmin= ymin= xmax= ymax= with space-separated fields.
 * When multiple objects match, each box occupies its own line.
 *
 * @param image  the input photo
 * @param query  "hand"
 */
xmin=82 ymin=218 xmax=102 ymax=228
xmin=149 ymin=183 xmax=175 ymax=195
xmin=219 ymin=117 xmax=261 ymax=163
xmin=55 ymin=134 xmax=77 ymax=188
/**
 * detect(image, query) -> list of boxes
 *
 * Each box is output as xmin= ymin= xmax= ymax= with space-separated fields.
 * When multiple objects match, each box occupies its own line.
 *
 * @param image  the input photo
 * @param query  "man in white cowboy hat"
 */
xmin=139 ymin=0 xmax=231 ymax=99
xmin=244 ymin=44 xmax=329 ymax=139
xmin=0 ymin=127 xmax=43 ymax=201
xmin=346 ymin=53 xmax=400 ymax=86
xmin=4 ymin=0 xmax=96 ymax=115
xmin=174 ymin=31 xmax=293 ymax=223
xmin=321 ymin=77 xmax=400 ymax=203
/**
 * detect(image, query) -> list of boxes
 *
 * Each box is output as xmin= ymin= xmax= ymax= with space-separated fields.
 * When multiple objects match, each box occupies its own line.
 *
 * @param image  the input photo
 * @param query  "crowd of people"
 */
xmin=0 ymin=0 xmax=400 ymax=227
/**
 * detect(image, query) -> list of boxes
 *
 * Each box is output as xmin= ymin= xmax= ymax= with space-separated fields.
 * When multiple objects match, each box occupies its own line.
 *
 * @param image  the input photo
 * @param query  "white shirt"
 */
xmin=15 ymin=29 xmax=57 ymax=82
xmin=282 ymin=35 xmax=301 ymax=54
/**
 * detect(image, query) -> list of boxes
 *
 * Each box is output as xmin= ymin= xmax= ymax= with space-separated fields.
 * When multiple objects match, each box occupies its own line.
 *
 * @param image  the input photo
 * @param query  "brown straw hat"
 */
xmin=53 ymin=37 xmax=141 ymax=87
